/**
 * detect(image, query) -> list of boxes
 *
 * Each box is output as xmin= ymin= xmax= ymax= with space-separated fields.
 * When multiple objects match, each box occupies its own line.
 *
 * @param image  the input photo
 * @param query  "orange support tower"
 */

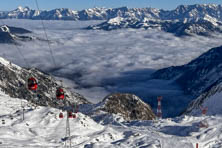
xmin=199 ymin=106 xmax=209 ymax=128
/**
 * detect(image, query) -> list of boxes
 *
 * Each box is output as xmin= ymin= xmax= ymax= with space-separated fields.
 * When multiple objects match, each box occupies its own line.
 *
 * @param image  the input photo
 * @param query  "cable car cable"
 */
xmin=34 ymin=0 xmax=57 ymax=67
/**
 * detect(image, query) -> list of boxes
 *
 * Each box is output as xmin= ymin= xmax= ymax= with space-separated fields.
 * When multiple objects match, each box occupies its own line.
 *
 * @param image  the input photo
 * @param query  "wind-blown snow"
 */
xmin=1 ymin=19 xmax=222 ymax=105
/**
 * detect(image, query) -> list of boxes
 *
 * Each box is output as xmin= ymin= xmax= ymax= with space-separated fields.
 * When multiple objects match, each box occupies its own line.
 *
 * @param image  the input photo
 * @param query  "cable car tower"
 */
xmin=57 ymin=88 xmax=78 ymax=148
xmin=34 ymin=0 xmax=79 ymax=146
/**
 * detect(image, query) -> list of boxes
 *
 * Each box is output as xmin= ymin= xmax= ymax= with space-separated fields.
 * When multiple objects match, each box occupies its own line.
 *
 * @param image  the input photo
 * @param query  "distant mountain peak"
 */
xmin=1 ymin=4 xmax=222 ymax=36
xmin=15 ymin=6 xmax=30 ymax=12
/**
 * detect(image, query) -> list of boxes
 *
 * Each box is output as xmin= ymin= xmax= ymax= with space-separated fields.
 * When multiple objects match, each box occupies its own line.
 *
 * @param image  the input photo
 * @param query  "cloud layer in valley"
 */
xmin=1 ymin=19 xmax=222 ymax=116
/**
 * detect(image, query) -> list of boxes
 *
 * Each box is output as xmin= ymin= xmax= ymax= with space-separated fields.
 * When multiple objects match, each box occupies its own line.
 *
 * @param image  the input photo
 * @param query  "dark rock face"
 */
xmin=152 ymin=46 xmax=222 ymax=98
xmin=0 ymin=25 xmax=32 ymax=43
xmin=0 ymin=57 xmax=89 ymax=109
xmin=0 ymin=31 xmax=15 ymax=43
xmin=7 ymin=26 xmax=32 ymax=34
xmin=101 ymin=93 xmax=156 ymax=120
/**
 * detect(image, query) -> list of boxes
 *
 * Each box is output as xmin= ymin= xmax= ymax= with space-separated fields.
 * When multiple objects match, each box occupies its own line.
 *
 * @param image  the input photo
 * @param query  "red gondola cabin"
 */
xmin=73 ymin=114 xmax=76 ymax=118
xmin=28 ymin=77 xmax=38 ymax=91
xmin=68 ymin=112 xmax=73 ymax=118
xmin=56 ymin=88 xmax=65 ymax=100
xmin=59 ymin=112 xmax=64 ymax=118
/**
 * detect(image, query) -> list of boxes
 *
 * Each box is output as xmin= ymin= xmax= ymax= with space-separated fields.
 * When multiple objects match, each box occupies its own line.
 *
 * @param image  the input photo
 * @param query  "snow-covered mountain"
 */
xmin=2 ymin=4 xmax=222 ymax=21
xmin=0 ymin=6 xmax=144 ymax=20
xmin=85 ymin=4 xmax=222 ymax=36
xmin=2 ymin=4 xmax=222 ymax=36
xmin=152 ymin=45 xmax=222 ymax=109
xmin=0 ymin=57 xmax=89 ymax=109
xmin=87 ymin=17 xmax=222 ymax=36
xmin=0 ymin=25 xmax=32 ymax=43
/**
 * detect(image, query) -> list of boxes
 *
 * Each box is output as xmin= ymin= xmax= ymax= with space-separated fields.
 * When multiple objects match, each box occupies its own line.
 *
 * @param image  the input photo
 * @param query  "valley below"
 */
xmin=1 ymin=19 xmax=222 ymax=117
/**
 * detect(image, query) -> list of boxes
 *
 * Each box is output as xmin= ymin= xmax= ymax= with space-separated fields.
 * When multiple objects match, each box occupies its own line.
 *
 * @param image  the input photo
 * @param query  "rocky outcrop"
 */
xmin=100 ymin=93 xmax=156 ymax=121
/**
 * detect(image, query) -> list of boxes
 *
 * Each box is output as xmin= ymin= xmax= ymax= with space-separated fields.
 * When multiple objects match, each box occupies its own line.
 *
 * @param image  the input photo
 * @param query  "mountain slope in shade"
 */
xmin=0 ymin=25 xmax=32 ymax=43
xmin=152 ymin=45 xmax=222 ymax=98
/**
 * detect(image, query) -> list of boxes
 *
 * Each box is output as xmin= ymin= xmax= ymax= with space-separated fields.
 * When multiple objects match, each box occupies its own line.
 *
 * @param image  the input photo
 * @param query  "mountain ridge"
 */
xmin=1 ymin=4 xmax=222 ymax=21
xmin=152 ymin=45 xmax=222 ymax=97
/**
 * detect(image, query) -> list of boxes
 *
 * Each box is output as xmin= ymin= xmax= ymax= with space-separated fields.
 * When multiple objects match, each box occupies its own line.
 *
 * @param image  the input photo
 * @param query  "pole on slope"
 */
xmin=65 ymin=111 xmax=71 ymax=148
xmin=21 ymin=100 xmax=25 ymax=121
xmin=22 ymin=108 xmax=25 ymax=121
xmin=199 ymin=106 xmax=208 ymax=128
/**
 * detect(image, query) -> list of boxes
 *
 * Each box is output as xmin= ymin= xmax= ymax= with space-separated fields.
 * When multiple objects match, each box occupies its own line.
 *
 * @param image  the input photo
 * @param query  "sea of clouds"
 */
xmin=1 ymin=19 xmax=222 ymax=117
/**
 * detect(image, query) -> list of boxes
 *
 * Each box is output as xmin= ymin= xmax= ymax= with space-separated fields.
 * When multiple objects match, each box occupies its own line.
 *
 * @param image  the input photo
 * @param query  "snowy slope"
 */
xmin=1 ymin=90 xmax=222 ymax=147
xmin=185 ymin=82 xmax=222 ymax=116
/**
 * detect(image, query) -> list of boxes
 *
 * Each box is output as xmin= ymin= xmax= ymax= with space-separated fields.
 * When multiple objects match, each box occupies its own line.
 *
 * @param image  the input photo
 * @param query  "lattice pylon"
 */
xmin=157 ymin=96 xmax=163 ymax=119
xmin=65 ymin=111 xmax=71 ymax=148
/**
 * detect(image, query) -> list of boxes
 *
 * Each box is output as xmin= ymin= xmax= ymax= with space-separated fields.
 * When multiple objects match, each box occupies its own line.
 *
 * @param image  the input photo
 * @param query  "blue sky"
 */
xmin=1 ymin=0 xmax=222 ymax=11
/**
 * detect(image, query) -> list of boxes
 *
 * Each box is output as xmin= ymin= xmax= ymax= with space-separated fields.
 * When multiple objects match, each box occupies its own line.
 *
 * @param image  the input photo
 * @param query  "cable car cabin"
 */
xmin=56 ymin=88 xmax=65 ymax=100
xmin=59 ymin=112 xmax=64 ymax=118
xmin=68 ymin=112 xmax=73 ymax=118
xmin=27 ymin=77 xmax=38 ymax=91
xmin=73 ymin=114 xmax=76 ymax=118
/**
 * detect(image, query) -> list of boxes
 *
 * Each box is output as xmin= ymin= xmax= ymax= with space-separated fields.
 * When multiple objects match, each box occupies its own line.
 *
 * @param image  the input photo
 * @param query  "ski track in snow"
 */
xmin=1 ymin=19 xmax=222 ymax=104
xmin=1 ymin=91 xmax=222 ymax=147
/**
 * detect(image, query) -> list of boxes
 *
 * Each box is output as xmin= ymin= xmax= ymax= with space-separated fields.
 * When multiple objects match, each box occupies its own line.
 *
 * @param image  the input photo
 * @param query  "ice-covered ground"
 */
xmin=1 ymin=19 xmax=222 ymax=117
xmin=1 ymin=91 xmax=222 ymax=147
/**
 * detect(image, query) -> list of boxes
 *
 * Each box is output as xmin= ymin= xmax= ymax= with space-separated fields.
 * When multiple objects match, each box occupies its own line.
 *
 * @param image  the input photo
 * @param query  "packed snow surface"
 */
xmin=1 ymin=91 xmax=222 ymax=147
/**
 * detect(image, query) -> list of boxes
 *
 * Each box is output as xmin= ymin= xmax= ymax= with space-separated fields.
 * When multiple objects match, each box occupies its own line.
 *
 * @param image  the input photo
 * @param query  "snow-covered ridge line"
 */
xmin=87 ymin=17 xmax=222 ymax=36
xmin=1 ymin=4 xmax=222 ymax=22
